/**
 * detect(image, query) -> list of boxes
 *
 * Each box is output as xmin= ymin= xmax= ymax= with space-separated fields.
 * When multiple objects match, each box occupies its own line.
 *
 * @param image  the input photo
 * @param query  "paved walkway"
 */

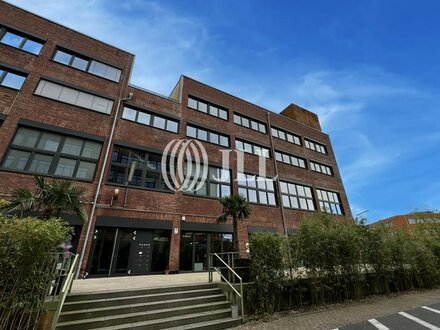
xmin=236 ymin=289 xmax=440 ymax=330
xmin=71 ymin=272 xmax=220 ymax=293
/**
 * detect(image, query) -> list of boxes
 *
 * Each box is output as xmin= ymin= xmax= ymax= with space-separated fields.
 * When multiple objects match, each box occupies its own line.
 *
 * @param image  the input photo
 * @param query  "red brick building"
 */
xmin=0 ymin=2 xmax=351 ymax=277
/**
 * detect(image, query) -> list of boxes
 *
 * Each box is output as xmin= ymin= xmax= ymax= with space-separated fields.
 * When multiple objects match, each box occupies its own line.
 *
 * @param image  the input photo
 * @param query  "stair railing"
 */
xmin=208 ymin=253 xmax=244 ymax=318
xmin=51 ymin=253 xmax=79 ymax=329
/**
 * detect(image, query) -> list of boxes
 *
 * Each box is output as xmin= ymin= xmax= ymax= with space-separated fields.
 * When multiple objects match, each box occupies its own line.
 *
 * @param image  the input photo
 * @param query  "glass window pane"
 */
xmin=307 ymin=199 xmax=315 ymax=210
xmin=54 ymin=50 xmax=72 ymax=65
xmin=271 ymin=128 xmax=278 ymax=137
xmin=209 ymin=132 xmax=219 ymax=144
xmin=262 ymin=148 xmax=270 ymax=158
xmin=247 ymin=175 xmax=256 ymax=188
xmin=2 ymin=72 xmax=26 ymax=90
xmin=12 ymin=127 xmax=39 ymax=147
xmin=88 ymin=60 xmax=106 ymax=77
xmin=266 ymin=179 xmax=274 ymax=191
xmin=290 ymin=197 xmax=299 ymax=209
xmin=259 ymin=123 xmax=266 ymax=133
xmin=287 ymin=134 xmax=294 ymax=143
xmin=198 ymin=129 xmax=207 ymax=141
xmin=299 ymin=198 xmax=308 ymax=210
xmin=279 ymin=131 xmax=286 ymax=140
xmin=251 ymin=121 xmax=259 ymax=130
xmin=209 ymin=183 xmax=219 ymax=197
xmin=258 ymin=191 xmax=267 ymax=204
xmin=72 ymin=56 xmax=89 ymax=70
xmin=221 ymin=185 xmax=231 ymax=197
xmin=254 ymin=145 xmax=262 ymax=156
xmin=220 ymin=136 xmax=229 ymax=147
xmin=236 ymin=140 xmax=243 ymax=151
xmin=238 ymin=188 xmax=247 ymax=199
xmin=29 ymin=154 xmax=52 ymax=174
xmin=74 ymin=161 xmax=96 ymax=180
xmin=291 ymin=157 xmax=299 ymax=167
xmin=62 ymin=137 xmax=83 ymax=156
xmin=3 ymin=149 xmax=30 ymax=170
xmin=242 ymin=118 xmax=250 ymax=127
xmin=1 ymin=32 xmax=24 ymax=48
xmin=248 ymin=189 xmax=257 ymax=203
xmin=187 ymin=126 xmax=197 ymax=138
xmin=275 ymin=152 xmax=282 ymax=162
xmin=244 ymin=143 xmax=252 ymax=153
xmin=76 ymin=92 xmax=94 ymax=109
xmin=234 ymin=114 xmax=241 ymax=124
xmin=268 ymin=193 xmax=276 ymax=205
xmin=280 ymin=182 xmax=288 ymax=193
xmin=137 ymin=112 xmax=151 ymax=125
xmin=209 ymin=106 xmax=218 ymax=117
xmin=91 ymin=96 xmax=112 ymax=114
xmin=297 ymin=185 xmax=305 ymax=197
xmin=153 ymin=116 xmax=166 ymax=129
xmin=198 ymin=102 xmax=207 ymax=113
xmin=304 ymin=187 xmax=312 ymax=198
xmin=257 ymin=178 xmax=266 ymax=189
xmin=288 ymin=183 xmax=296 ymax=195
xmin=294 ymin=136 xmax=301 ymax=145
xmin=122 ymin=107 xmax=137 ymax=121
xmin=22 ymin=39 xmax=43 ymax=54
xmin=104 ymin=66 xmax=120 ymax=81
xmin=37 ymin=133 xmax=61 ymax=151
xmin=59 ymin=87 xmax=79 ymax=104
xmin=82 ymin=141 xmax=101 ymax=159
xmin=166 ymin=120 xmax=178 ymax=133
xmin=55 ymin=158 xmax=76 ymax=177
xmin=145 ymin=172 xmax=160 ymax=189
xmin=188 ymin=97 xmax=197 ymax=109
xmin=219 ymin=109 xmax=228 ymax=120
xmin=282 ymin=195 xmax=290 ymax=207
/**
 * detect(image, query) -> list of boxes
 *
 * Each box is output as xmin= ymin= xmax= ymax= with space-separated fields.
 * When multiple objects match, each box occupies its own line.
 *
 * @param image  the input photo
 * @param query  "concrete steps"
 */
xmin=56 ymin=283 xmax=241 ymax=330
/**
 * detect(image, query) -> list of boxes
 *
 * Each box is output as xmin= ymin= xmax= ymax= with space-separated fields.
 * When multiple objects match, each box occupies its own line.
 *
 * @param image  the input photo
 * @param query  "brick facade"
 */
xmin=0 ymin=2 xmax=352 ymax=277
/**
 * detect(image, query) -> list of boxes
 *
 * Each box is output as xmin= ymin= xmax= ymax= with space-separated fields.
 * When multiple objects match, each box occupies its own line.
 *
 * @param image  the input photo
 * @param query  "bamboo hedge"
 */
xmin=247 ymin=212 xmax=440 ymax=315
xmin=0 ymin=215 xmax=71 ymax=329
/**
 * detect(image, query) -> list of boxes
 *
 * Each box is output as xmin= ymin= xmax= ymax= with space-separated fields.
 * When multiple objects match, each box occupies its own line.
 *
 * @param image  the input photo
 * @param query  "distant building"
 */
xmin=371 ymin=212 xmax=440 ymax=230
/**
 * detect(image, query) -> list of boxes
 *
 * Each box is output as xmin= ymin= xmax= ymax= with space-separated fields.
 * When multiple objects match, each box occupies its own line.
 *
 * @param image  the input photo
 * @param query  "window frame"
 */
xmin=274 ymin=150 xmax=306 ymax=169
xmin=182 ymin=164 xmax=232 ymax=199
xmin=233 ymin=112 xmax=267 ymax=134
xmin=0 ymin=25 xmax=44 ymax=55
xmin=51 ymin=47 xmax=122 ymax=83
xmin=187 ymin=95 xmax=229 ymax=121
xmin=237 ymin=172 xmax=277 ymax=206
xmin=310 ymin=160 xmax=333 ymax=176
xmin=316 ymin=188 xmax=344 ymax=215
xmin=1 ymin=126 xmax=102 ymax=181
xmin=304 ymin=138 xmax=327 ymax=154
xmin=0 ymin=67 xmax=27 ymax=90
xmin=235 ymin=138 xmax=270 ymax=158
xmin=271 ymin=126 xmax=302 ymax=145
xmin=121 ymin=105 xmax=179 ymax=134
xmin=186 ymin=124 xmax=230 ymax=147
xmin=279 ymin=180 xmax=315 ymax=211
xmin=107 ymin=145 xmax=172 ymax=192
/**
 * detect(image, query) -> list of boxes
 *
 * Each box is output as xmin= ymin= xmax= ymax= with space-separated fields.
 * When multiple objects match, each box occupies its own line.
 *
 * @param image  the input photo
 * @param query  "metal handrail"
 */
xmin=209 ymin=253 xmax=244 ymax=319
xmin=51 ymin=254 xmax=79 ymax=329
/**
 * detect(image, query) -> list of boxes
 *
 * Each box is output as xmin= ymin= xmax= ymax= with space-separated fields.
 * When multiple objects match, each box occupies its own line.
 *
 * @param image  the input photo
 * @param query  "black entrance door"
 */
xmin=129 ymin=230 xmax=154 ymax=275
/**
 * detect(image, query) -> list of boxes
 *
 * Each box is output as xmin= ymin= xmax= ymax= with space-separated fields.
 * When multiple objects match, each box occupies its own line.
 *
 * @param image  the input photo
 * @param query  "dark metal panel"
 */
xmin=181 ymin=221 xmax=233 ymax=233
xmin=247 ymin=226 xmax=277 ymax=233
xmin=96 ymin=216 xmax=172 ymax=230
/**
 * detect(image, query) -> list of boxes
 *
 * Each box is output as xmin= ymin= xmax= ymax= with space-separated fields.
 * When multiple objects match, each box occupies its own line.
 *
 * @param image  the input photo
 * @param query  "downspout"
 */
xmin=76 ymin=91 xmax=133 ymax=278
xmin=267 ymin=112 xmax=288 ymax=235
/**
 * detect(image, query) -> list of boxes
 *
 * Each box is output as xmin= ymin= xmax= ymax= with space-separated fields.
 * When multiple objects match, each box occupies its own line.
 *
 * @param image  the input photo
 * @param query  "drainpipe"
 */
xmin=76 ymin=92 xmax=133 ymax=279
xmin=267 ymin=112 xmax=288 ymax=235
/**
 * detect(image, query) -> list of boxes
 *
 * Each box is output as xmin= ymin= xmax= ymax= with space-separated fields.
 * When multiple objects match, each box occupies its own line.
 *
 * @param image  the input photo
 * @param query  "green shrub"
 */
xmin=0 ymin=215 xmax=71 ymax=329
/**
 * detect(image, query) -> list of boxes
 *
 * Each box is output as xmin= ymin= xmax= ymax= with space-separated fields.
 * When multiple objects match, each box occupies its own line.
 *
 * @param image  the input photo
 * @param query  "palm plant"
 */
xmin=1 ymin=175 xmax=87 ymax=222
xmin=217 ymin=194 xmax=251 ymax=253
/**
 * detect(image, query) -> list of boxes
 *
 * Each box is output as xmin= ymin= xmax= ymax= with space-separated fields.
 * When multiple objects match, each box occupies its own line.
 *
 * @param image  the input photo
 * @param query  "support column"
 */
xmin=168 ymin=217 xmax=181 ymax=273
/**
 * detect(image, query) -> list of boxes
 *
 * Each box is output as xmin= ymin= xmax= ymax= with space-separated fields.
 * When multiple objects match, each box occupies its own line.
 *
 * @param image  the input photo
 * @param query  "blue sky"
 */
xmin=10 ymin=0 xmax=440 ymax=222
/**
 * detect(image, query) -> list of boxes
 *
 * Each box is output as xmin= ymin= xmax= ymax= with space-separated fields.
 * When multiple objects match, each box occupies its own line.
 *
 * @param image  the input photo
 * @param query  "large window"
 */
xmin=317 ymin=189 xmax=343 ymax=215
xmin=2 ymin=127 xmax=102 ymax=180
xmin=108 ymin=146 xmax=170 ymax=191
xmin=183 ymin=164 xmax=231 ymax=198
xmin=275 ymin=151 xmax=306 ymax=169
xmin=280 ymin=181 xmax=315 ymax=211
xmin=305 ymin=138 xmax=327 ymax=154
xmin=35 ymin=79 xmax=114 ymax=114
xmin=122 ymin=106 xmax=179 ymax=133
xmin=235 ymin=139 xmax=270 ymax=158
xmin=0 ymin=26 xmax=44 ymax=55
xmin=271 ymin=127 xmax=301 ymax=145
xmin=52 ymin=48 xmax=122 ymax=82
xmin=310 ymin=161 xmax=333 ymax=175
xmin=187 ymin=96 xmax=228 ymax=120
xmin=238 ymin=172 xmax=276 ymax=205
xmin=0 ymin=68 xmax=26 ymax=90
xmin=233 ymin=113 xmax=267 ymax=133
xmin=186 ymin=124 xmax=229 ymax=147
